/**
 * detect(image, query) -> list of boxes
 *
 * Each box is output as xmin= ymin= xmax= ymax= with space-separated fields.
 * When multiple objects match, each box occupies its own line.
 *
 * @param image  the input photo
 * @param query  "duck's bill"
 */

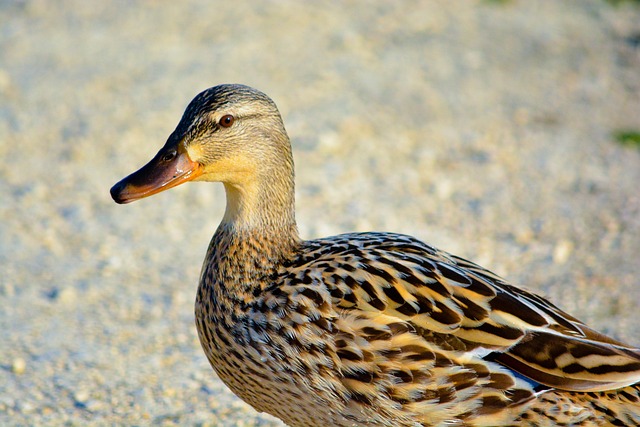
xmin=110 ymin=147 xmax=202 ymax=204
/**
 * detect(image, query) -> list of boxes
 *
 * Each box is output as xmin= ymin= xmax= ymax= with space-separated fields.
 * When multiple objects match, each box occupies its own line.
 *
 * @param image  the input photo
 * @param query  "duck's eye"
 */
xmin=219 ymin=115 xmax=235 ymax=128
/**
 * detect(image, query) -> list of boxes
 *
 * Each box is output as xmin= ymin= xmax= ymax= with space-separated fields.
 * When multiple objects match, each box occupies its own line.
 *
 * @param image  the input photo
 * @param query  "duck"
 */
xmin=110 ymin=84 xmax=640 ymax=426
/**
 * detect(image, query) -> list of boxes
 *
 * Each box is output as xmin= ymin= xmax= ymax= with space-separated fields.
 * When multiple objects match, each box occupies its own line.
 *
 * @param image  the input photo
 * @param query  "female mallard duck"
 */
xmin=111 ymin=84 xmax=640 ymax=426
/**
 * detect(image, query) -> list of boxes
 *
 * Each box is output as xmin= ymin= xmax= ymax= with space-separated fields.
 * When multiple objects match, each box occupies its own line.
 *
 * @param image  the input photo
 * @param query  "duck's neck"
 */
xmin=221 ymin=154 xmax=298 ymax=229
xmin=221 ymin=176 xmax=296 ymax=234
xmin=205 ymin=193 xmax=299 ymax=305
xmin=208 ymin=165 xmax=300 ymax=289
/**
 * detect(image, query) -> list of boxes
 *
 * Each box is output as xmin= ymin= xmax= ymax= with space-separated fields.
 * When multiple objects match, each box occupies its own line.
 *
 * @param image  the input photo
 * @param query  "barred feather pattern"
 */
xmin=195 ymin=228 xmax=640 ymax=427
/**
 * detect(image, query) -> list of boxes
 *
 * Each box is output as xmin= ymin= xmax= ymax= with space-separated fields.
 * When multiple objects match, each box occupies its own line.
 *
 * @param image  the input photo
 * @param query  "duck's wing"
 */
xmin=297 ymin=232 xmax=640 ymax=392
xmin=448 ymin=255 xmax=640 ymax=392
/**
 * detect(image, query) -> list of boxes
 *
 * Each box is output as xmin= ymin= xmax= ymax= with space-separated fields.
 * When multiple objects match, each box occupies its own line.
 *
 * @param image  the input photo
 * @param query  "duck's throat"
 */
xmin=221 ymin=172 xmax=297 ymax=231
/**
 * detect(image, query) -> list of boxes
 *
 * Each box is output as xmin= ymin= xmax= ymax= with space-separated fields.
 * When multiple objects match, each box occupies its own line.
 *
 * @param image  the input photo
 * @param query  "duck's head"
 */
xmin=110 ymin=84 xmax=293 ymax=208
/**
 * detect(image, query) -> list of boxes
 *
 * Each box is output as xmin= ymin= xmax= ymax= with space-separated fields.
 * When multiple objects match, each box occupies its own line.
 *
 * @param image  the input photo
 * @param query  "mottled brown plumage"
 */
xmin=111 ymin=84 xmax=640 ymax=426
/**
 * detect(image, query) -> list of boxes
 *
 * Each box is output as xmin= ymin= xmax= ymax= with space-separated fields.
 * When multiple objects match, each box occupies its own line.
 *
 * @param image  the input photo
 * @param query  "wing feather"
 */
xmin=296 ymin=232 xmax=640 ymax=392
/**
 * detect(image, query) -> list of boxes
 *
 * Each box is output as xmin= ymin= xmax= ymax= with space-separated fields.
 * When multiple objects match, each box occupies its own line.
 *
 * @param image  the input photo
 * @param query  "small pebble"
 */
xmin=553 ymin=239 xmax=574 ymax=265
xmin=16 ymin=400 xmax=34 ymax=413
xmin=515 ymin=227 xmax=535 ymax=245
xmin=12 ymin=357 xmax=26 ymax=375
xmin=58 ymin=286 xmax=78 ymax=305
xmin=74 ymin=389 xmax=90 ymax=404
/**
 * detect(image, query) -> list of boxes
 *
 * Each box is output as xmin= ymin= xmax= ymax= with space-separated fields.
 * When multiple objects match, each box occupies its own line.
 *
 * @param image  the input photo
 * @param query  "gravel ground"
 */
xmin=1 ymin=1 xmax=640 ymax=425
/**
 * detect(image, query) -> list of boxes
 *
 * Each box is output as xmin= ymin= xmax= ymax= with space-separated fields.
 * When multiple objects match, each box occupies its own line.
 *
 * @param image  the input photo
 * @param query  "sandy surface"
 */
xmin=1 ymin=1 xmax=640 ymax=425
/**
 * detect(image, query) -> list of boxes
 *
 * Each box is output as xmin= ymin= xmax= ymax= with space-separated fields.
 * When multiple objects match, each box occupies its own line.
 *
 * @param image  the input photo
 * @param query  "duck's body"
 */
xmin=196 ymin=227 xmax=640 ymax=427
xmin=111 ymin=84 xmax=640 ymax=426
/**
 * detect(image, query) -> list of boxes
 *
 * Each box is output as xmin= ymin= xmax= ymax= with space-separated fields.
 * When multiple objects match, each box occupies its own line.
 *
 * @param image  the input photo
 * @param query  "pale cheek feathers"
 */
xmin=189 ymin=151 xmax=258 ymax=185
xmin=186 ymin=143 xmax=207 ymax=164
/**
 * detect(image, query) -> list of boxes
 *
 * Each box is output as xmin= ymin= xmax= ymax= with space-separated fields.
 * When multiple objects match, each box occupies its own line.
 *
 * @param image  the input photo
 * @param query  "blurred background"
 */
xmin=1 ymin=0 xmax=639 ymax=425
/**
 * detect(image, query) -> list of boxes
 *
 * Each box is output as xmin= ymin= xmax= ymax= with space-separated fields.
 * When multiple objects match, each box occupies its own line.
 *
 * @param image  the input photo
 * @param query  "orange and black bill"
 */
xmin=110 ymin=140 xmax=201 ymax=204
